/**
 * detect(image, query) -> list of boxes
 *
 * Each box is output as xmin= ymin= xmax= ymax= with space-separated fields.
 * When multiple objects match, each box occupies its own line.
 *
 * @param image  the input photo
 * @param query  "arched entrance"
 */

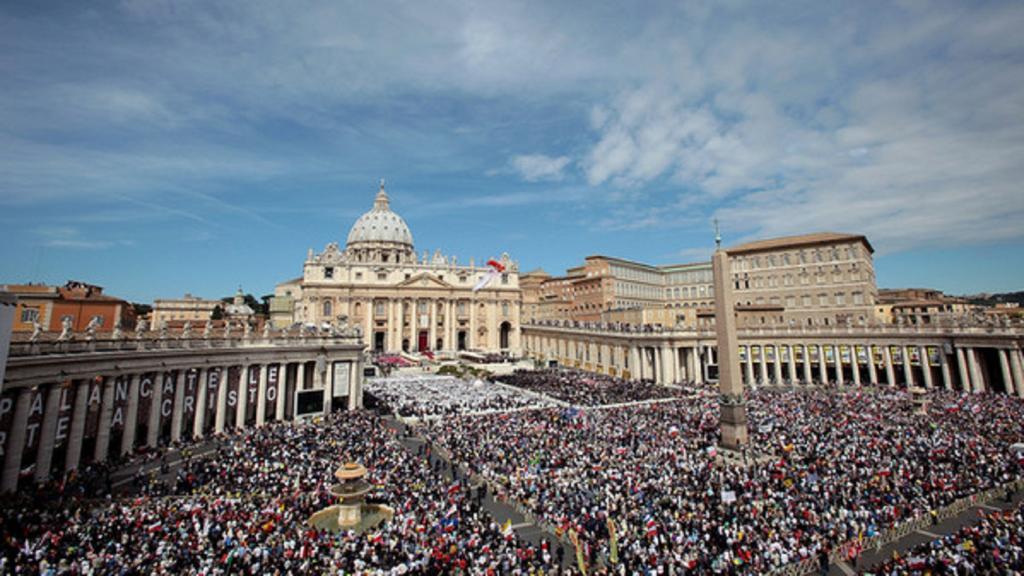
xmin=499 ymin=321 xmax=512 ymax=350
xmin=457 ymin=331 xmax=467 ymax=351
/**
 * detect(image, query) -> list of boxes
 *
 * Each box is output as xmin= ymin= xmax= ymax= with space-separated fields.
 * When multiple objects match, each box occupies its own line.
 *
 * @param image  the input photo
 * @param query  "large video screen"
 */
xmin=295 ymin=389 xmax=324 ymax=417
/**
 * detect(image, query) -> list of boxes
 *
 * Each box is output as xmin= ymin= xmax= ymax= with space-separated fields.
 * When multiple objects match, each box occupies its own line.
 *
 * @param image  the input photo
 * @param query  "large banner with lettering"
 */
xmin=0 ymin=390 xmax=16 ymax=459
xmin=245 ymin=367 xmax=258 ymax=424
xmin=111 ymin=376 xmax=131 ymax=434
xmin=181 ymin=369 xmax=201 ymax=437
xmin=226 ymin=367 xmax=241 ymax=427
xmin=333 ymin=362 xmax=350 ymax=398
xmin=136 ymin=373 xmax=156 ymax=446
xmin=204 ymin=369 xmax=222 ymax=434
xmin=265 ymin=364 xmax=281 ymax=421
xmin=158 ymin=373 xmax=175 ymax=443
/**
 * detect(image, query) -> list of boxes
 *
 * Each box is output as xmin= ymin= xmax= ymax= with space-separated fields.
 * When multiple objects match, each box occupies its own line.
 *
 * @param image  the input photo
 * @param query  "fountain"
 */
xmin=307 ymin=462 xmax=393 ymax=534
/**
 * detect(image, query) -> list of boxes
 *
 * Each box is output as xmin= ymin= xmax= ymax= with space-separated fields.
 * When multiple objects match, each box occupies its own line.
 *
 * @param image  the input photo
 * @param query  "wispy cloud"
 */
xmin=509 ymin=154 xmax=571 ymax=182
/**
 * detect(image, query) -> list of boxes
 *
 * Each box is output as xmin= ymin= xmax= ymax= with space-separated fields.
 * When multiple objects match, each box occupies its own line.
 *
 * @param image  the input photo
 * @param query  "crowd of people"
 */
xmin=3 ymin=365 xmax=1022 ymax=575
xmin=424 ymin=386 xmax=1024 ymax=573
xmin=501 ymin=368 xmax=689 ymax=406
xmin=365 ymin=375 xmax=557 ymax=418
xmin=866 ymin=501 xmax=1024 ymax=574
xmin=0 ymin=412 xmax=564 ymax=574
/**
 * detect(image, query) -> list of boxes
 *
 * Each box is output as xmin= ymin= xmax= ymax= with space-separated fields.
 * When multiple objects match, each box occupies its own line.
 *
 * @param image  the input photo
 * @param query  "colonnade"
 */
xmin=521 ymin=327 xmax=1024 ymax=397
xmin=736 ymin=343 xmax=1024 ymax=395
xmin=1 ymin=343 xmax=364 ymax=493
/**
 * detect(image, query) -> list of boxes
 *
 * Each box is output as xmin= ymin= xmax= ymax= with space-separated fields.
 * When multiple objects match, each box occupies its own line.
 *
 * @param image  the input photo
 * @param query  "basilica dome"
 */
xmin=346 ymin=182 xmax=414 ymax=248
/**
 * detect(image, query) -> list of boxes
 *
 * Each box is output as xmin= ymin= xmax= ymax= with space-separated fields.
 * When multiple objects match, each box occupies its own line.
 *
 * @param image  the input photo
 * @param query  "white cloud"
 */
xmin=510 ymin=154 xmax=570 ymax=182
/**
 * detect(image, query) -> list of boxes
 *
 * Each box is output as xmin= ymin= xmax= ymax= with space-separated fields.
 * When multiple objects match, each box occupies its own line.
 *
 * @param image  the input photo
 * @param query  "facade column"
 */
xmin=919 ymin=346 xmax=934 ymax=389
xmin=966 ymin=348 xmax=984 ymax=393
xmin=193 ymin=368 xmax=208 ymax=438
xmin=296 ymin=361 xmax=307 ymax=391
xmin=348 ymin=361 xmax=359 ymax=410
xmin=956 ymin=348 xmax=971 ymax=392
xmin=215 ymin=368 xmax=229 ymax=434
xmin=428 ymin=299 xmax=437 ymax=351
xmin=834 ymin=345 xmax=844 ymax=385
xmin=275 ymin=364 xmax=288 ymax=421
xmin=121 ymin=374 xmax=141 ymax=456
xmin=93 ymin=376 xmax=116 ymax=462
xmin=388 ymin=299 xmax=398 ymax=352
xmin=629 ymin=346 xmax=640 ymax=380
xmin=1 ymin=387 xmax=34 ymax=493
xmin=34 ymin=384 xmax=63 ymax=483
xmin=236 ymin=365 xmax=250 ymax=428
xmin=323 ymin=360 xmax=333 ymax=415
xmin=818 ymin=345 xmax=829 ymax=385
xmin=851 ymin=347 xmax=861 ymax=386
xmin=170 ymin=370 xmax=187 ymax=443
xmin=773 ymin=346 xmax=783 ymax=386
xmin=883 ymin=346 xmax=896 ymax=386
xmin=998 ymin=349 xmax=1013 ymax=396
xmin=256 ymin=364 xmax=269 ymax=426
xmin=1009 ymin=349 xmax=1024 ymax=398
xmin=745 ymin=352 xmax=755 ymax=386
xmin=802 ymin=345 xmax=813 ymax=385
xmin=939 ymin=350 xmax=953 ymax=391
xmin=147 ymin=373 xmax=164 ymax=448
xmin=786 ymin=347 xmax=797 ymax=385
xmin=867 ymin=345 xmax=879 ymax=385
xmin=64 ymin=381 xmax=90 ymax=472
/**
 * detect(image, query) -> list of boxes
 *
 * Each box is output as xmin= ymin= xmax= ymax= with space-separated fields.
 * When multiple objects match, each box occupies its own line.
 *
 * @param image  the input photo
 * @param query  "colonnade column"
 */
xmin=998 ymin=349 xmax=1013 ymax=396
xmin=94 ymin=376 xmax=116 ymax=461
xmin=818 ymin=346 xmax=829 ymax=385
xmin=1 ymin=387 xmax=33 ymax=493
xmin=64 ymin=381 xmax=90 ymax=472
xmin=902 ymin=346 xmax=915 ymax=387
xmin=34 ymin=384 xmax=62 ymax=483
xmin=919 ymin=346 xmax=933 ymax=389
xmin=256 ymin=364 xmax=269 ymax=426
xmin=275 ymin=365 xmax=287 ymax=421
xmin=956 ymin=348 xmax=970 ymax=391
xmin=193 ymin=368 xmax=208 ymax=438
xmin=745 ymin=353 xmax=755 ymax=386
xmin=966 ymin=348 xmax=983 ymax=393
xmin=759 ymin=348 xmax=768 ymax=384
xmin=121 ymin=374 xmax=141 ymax=456
xmin=802 ymin=345 xmax=813 ymax=385
xmin=661 ymin=344 xmax=673 ymax=385
xmin=215 ymin=368 xmax=229 ymax=434
xmin=787 ymin=348 xmax=797 ymax=385
xmin=939 ymin=350 xmax=953 ymax=391
xmin=866 ymin=346 xmax=879 ymax=385
xmin=834 ymin=345 xmax=844 ymax=385
xmin=773 ymin=347 xmax=783 ymax=386
xmin=629 ymin=347 xmax=640 ymax=380
xmin=1009 ymin=349 xmax=1024 ymax=398
xmin=883 ymin=346 xmax=896 ymax=386
xmin=851 ymin=348 xmax=861 ymax=386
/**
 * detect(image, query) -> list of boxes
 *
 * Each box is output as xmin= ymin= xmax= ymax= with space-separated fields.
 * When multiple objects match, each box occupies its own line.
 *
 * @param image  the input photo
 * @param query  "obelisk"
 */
xmin=712 ymin=229 xmax=748 ymax=449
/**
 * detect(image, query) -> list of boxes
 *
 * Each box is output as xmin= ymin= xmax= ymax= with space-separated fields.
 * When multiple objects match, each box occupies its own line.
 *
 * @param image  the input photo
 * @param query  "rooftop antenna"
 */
xmin=714 ymin=218 xmax=721 ymax=250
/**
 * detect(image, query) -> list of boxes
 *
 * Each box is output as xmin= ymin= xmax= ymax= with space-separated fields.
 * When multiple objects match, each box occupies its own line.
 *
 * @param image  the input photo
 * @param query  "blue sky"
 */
xmin=1 ymin=0 xmax=1023 ymax=303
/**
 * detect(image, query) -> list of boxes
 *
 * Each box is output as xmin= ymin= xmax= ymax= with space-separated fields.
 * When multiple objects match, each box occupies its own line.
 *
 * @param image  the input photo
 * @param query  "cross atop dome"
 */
xmin=374 ymin=178 xmax=389 ymax=211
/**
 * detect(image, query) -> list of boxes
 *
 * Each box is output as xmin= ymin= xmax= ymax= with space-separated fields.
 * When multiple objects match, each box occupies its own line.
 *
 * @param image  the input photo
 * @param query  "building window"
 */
xmin=501 ymin=273 xmax=509 ymax=285
xmin=405 ymin=274 xmax=411 ymax=280
xmin=853 ymin=292 xmax=864 ymax=305
xmin=20 ymin=307 xmax=39 ymax=323
xmin=323 ymin=301 xmax=332 ymax=317
xmin=819 ymin=294 xmax=828 ymax=306
xmin=324 ymin=267 xmax=334 ymax=279
xmin=502 ymin=301 xmax=510 ymax=316
xmin=377 ymin=272 xmax=387 ymax=281
xmin=835 ymin=293 xmax=845 ymax=306
xmin=355 ymin=272 xmax=363 ymax=280
xmin=375 ymin=302 xmax=385 ymax=316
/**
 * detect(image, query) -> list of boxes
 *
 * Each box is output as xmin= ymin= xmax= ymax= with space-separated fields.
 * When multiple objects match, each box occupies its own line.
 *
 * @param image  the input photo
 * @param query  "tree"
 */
xmin=132 ymin=303 xmax=152 ymax=317
xmin=211 ymin=305 xmax=224 ymax=320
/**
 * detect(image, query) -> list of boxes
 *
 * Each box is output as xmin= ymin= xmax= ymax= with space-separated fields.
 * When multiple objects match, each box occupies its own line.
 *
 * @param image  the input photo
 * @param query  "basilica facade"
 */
xmin=270 ymin=183 xmax=521 ymax=355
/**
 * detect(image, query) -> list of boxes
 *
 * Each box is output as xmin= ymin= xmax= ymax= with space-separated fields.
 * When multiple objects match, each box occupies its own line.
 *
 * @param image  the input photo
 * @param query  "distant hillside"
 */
xmin=964 ymin=291 xmax=1024 ymax=307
